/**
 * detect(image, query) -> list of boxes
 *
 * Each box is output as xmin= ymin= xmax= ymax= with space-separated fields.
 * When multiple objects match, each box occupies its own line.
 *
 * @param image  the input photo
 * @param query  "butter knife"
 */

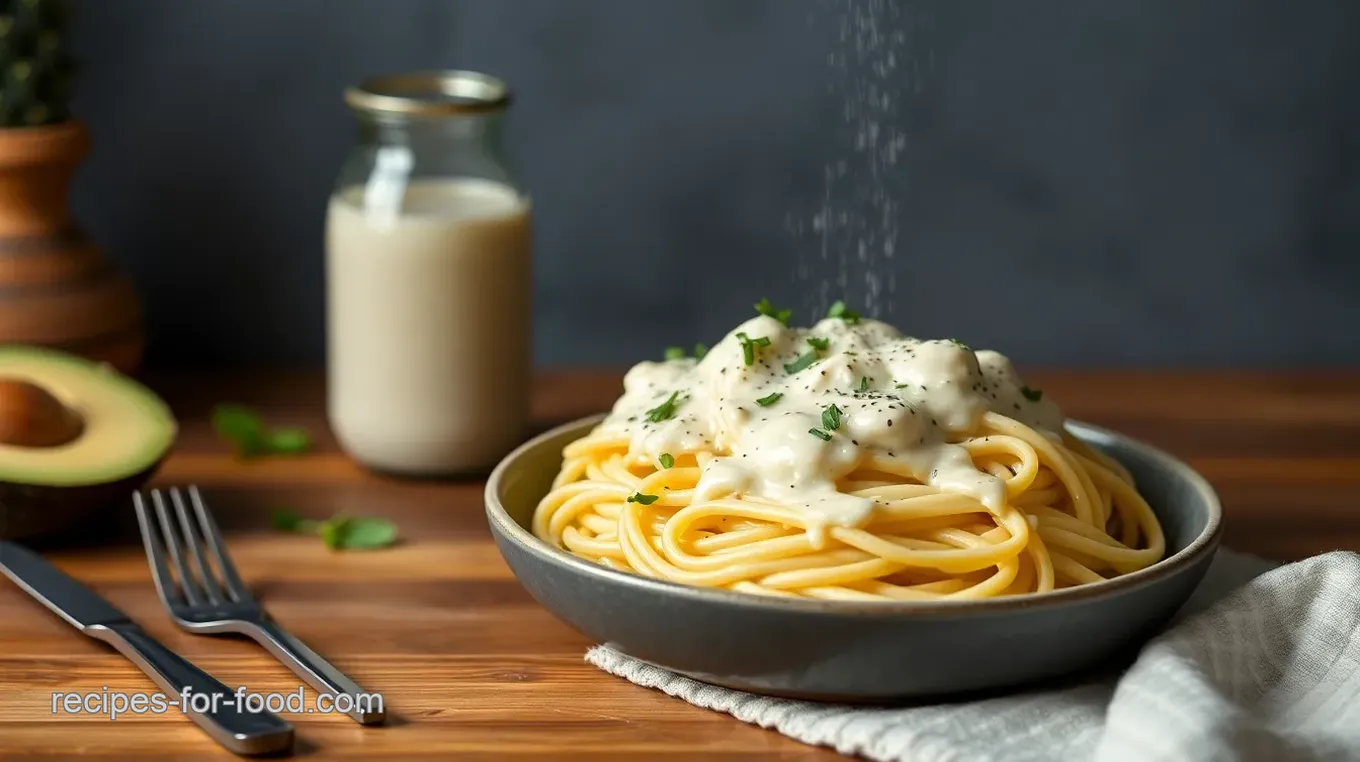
xmin=0 ymin=541 xmax=294 ymax=756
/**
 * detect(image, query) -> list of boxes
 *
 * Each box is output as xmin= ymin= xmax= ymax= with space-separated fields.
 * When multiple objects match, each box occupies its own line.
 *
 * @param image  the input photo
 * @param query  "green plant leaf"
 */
xmin=320 ymin=517 xmax=353 ymax=550
xmin=826 ymin=300 xmax=861 ymax=324
xmin=822 ymin=404 xmax=842 ymax=431
xmin=212 ymin=405 xmax=265 ymax=455
xmin=212 ymin=404 xmax=311 ymax=457
xmin=273 ymin=509 xmax=398 ymax=551
xmin=336 ymin=518 xmax=399 ymax=550
xmin=270 ymin=509 xmax=305 ymax=532
xmin=266 ymin=428 xmax=311 ymax=453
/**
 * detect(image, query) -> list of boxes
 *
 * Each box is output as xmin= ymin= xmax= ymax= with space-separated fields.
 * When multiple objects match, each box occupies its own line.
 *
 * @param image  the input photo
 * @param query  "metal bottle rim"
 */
xmin=344 ymin=70 xmax=511 ymax=117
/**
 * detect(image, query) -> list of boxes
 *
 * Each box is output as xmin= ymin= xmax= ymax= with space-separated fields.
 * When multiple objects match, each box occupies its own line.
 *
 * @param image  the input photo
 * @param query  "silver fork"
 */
xmin=133 ymin=486 xmax=386 ymax=726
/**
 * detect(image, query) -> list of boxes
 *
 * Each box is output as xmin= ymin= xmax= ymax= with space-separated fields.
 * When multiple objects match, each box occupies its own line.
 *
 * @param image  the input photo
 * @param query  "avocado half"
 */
xmin=0 ymin=346 xmax=176 ymax=539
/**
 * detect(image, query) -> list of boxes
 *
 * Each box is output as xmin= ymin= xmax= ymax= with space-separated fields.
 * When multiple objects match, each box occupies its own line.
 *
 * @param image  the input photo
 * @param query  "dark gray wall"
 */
xmin=66 ymin=0 xmax=1360 ymax=367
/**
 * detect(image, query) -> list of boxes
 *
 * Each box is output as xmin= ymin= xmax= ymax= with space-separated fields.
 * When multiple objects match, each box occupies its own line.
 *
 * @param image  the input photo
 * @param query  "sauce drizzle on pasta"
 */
xmin=600 ymin=316 xmax=1062 ymax=541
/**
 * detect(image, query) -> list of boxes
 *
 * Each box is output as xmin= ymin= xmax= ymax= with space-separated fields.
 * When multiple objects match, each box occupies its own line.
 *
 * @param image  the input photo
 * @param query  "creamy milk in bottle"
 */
xmin=326 ymin=72 xmax=531 ymax=475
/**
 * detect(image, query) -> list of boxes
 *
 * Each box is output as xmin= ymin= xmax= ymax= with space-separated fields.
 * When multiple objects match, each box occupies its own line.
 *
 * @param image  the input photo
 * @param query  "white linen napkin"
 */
xmin=587 ymin=550 xmax=1360 ymax=761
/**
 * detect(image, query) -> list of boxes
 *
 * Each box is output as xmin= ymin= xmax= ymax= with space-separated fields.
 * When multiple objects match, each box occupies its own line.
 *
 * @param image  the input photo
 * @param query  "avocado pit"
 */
xmin=0 ymin=377 xmax=84 ymax=448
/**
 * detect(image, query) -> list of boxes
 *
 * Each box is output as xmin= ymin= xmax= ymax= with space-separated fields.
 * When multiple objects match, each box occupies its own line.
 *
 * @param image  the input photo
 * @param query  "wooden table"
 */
xmin=0 ymin=370 xmax=1357 ymax=760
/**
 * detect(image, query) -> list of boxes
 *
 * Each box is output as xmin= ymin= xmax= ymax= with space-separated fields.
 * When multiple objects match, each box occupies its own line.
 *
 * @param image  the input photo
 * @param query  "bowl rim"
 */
xmin=485 ymin=413 xmax=1224 ymax=616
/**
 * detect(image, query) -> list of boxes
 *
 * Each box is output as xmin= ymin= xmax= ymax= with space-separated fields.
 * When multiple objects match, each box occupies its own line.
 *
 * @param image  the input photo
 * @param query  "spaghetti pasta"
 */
xmin=533 ymin=305 xmax=1166 ymax=600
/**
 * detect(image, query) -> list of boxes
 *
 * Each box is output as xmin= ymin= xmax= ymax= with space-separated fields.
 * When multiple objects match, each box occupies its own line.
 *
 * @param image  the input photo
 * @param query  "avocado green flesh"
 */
xmin=0 ymin=346 xmax=176 ymax=487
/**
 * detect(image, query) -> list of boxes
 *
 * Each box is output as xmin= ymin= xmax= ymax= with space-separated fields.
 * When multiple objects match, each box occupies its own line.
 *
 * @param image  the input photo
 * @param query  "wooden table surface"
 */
xmin=0 ymin=369 xmax=1357 ymax=760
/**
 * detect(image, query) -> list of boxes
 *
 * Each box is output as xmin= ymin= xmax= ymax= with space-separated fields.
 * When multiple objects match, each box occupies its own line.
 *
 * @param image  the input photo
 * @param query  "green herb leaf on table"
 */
xmin=806 ymin=337 xmax=830 ymax=351
xmin=658 ymin=453 xmax=675 ymax=469
xmin=211 ymin=405 xmax=265 ymax=456
xmin=320 ymin=516 xmax=352 ymax=550
xmin=270 ymin=509 xmax=305 ymax=532
xmin=335 ymin=518 xmax=400 ymax=550
xmin=808 ymin=428 xmax=832 ymax=442
xmin=627 ymin=492 xmax=660 ymax=505
xmin=755 ymin=392 xmax=783 ymax=407
xmin=270 ymin=509 xmax=399 ymax=551
xmin=265 ymin=428 xmax=310 ymax=453
xmin=212 ymin=405 xmax=311 ymax=458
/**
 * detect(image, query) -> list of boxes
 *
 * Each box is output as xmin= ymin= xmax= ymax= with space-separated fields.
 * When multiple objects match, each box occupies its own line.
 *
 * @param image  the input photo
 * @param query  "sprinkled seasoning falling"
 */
xmin=790 ymin=0 xmax=934 ymax=322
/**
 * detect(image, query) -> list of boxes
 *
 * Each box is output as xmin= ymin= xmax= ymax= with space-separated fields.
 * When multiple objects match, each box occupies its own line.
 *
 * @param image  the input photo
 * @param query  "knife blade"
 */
xmin=0 ymin=541 xmax=294 ymax=756
xmin=0 ymin=541 xmax=129 ymax=629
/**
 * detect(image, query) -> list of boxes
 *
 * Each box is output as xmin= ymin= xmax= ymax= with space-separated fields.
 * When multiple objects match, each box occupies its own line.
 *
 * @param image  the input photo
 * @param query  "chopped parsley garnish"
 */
xmin=664 ymin=346 xmax=686 ymax=361
xmin=755 ymin=392 xmax=783 ymax=407
xmin=806 ymin=336 xmax=830 ymax=351
xmin=821 ymin=404 xmax=842 ymax=431
xmin=895 ymin=383 xmax=910 ymax=389
xmin=735 ymin=332 xmax=771 ymax=366
xmin=754 ymin=297 xmax=793 ymax=325
xmin=826 ymin=300 xmax=861 ymax=324
xmin=627 ymin=492 xmax=660 ymax=505
xmin=948 ymin=338 xmax=970 ymax=349
xmin=1021 ymin=385 xmax=1043 ymax=402
xmin=658 ymin=453 xmax=675 ymax=469
xmin=694 ymin=343 xmax=708 ymax=359
xmin=859 ymin=376 xmax=870 ymax=393
xmin=784 ymin=350 xmax=818 ymax=374
xmin=644 ymin=391 xmax=685 ymax=422
xmin=807 ymin=428 xmax=832 ymax=441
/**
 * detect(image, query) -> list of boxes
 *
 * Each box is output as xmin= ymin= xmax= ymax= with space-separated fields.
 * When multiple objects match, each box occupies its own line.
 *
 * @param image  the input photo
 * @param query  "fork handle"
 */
xmin=239 ymin=618 xmax=386 ymax=725
xmin=91 ymin=623 xmax=294 ymax=756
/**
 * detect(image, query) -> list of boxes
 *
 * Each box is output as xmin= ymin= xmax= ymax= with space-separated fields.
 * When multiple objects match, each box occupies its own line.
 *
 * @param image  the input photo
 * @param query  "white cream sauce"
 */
xmin=599 ymin=316 xmax=1064 ymax=541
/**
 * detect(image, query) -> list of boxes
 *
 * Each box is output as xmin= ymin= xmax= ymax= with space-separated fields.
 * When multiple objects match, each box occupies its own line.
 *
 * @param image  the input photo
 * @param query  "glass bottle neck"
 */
xmin=359 ymin=113 xmax=503 ymax=147
xmin=354 ymin=112 xmax=519 ymax=191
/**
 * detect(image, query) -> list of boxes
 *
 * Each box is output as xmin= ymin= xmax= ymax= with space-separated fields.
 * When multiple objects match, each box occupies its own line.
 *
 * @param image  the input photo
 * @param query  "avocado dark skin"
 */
xmin=0 ymin=463 xmax=161 ymax=540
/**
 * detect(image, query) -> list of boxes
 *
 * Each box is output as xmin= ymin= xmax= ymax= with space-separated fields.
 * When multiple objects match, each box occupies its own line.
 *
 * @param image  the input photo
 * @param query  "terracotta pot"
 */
xmin=0 ymin=121 xmax=143 ymax=373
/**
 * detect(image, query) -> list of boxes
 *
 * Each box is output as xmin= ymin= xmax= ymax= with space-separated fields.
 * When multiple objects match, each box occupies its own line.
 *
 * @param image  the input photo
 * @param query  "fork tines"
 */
xmin=134 ymin=486 xmax=251 ymax=608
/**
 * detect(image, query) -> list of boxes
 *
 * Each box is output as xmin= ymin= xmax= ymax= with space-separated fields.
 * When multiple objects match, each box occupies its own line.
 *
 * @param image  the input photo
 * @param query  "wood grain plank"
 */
xmin=0 ymin=369 xmax=1356 ymax=760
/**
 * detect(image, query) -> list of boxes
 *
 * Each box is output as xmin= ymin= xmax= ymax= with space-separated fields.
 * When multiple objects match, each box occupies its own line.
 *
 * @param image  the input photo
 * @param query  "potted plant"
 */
xmin=0 ymin=0 xmax=142 ymax=373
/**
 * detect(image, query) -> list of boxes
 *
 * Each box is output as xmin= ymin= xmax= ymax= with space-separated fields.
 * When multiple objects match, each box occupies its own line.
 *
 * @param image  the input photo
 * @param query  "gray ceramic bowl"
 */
xmin=486 ymin=414 xmax=1222 ymax=701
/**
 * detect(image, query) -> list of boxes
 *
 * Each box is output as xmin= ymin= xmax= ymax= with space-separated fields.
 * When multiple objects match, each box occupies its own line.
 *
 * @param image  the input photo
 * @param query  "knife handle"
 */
xmin=90 ymin=622 xmax=294 ymax=756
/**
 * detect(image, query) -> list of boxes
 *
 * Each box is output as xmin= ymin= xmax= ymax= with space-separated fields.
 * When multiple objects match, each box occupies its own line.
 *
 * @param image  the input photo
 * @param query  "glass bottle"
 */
xmin=327 ymin=71 xmax=531 ymax=476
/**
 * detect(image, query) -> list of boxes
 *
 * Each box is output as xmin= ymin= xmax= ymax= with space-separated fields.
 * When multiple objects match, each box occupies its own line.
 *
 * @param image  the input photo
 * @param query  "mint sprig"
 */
xmin=213 ymin=405 xmax=311 ymax=458
xmin=271 ymin=509 xmax=398 ymax=551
